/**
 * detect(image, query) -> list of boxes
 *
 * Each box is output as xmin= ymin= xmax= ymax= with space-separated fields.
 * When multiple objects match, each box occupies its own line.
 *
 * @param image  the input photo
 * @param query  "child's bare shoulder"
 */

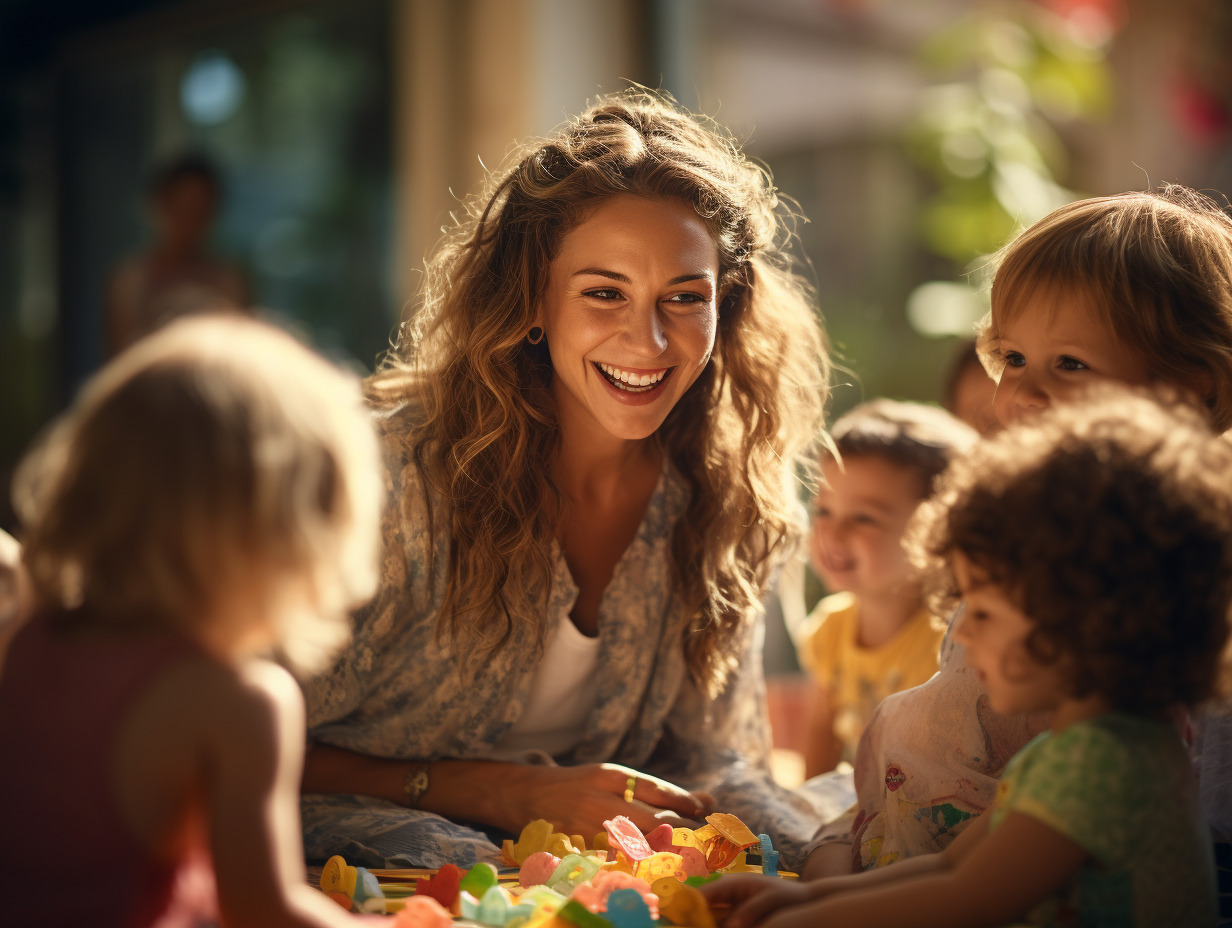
xmin=143 ymin=654 xmax=303 ymax=748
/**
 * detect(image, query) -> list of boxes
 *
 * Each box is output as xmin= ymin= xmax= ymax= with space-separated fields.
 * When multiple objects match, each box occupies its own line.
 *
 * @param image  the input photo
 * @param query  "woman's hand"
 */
xmin=490 ymin=762 xmax=714 ymax=840
xmin=699 ymin=873 xmax=812 ymax=928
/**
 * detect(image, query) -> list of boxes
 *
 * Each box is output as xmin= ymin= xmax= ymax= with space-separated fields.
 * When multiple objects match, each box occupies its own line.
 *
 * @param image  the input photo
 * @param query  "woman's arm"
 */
xmin=302 ymin=743 xmax=708 ymax=840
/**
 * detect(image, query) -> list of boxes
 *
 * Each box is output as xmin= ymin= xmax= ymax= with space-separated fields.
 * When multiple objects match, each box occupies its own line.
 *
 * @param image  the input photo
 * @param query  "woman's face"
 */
xmin=538 ymin=194 xmax=720 ymax=448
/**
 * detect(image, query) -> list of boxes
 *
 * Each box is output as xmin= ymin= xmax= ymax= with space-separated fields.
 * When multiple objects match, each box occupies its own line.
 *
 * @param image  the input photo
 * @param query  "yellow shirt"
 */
xmin=799 ymin=591 xmax=944 ymax=755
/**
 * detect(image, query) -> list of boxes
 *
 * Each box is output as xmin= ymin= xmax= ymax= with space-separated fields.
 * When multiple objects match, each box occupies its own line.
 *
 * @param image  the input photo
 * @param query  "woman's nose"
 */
xmin=623 ymin=301 xmax=669 ymax=357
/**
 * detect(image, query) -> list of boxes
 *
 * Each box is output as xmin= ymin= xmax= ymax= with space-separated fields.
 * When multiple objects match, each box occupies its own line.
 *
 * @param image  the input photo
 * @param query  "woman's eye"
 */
xmin=1058 ymin=355 xmax=1089 ymax=371
xmin=664 ymin=291 xmax=707 ymax=305
xmin=1002 ymin=350 xmax=1026 ymax=368
xmin=582 ymin=288 xmax=622 ymax=301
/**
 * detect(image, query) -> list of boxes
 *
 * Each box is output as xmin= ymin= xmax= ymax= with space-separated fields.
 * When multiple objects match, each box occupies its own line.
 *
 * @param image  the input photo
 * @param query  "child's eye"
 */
xmin=1001 ymin=350 xmax=1026 ymax=368
xmin=1057 ymin=355 xmax=1089 ymax=371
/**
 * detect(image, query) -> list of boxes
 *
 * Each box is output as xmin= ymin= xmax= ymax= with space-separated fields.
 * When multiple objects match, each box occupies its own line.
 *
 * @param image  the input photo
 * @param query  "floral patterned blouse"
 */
xmin=299 ymin=404 xmax=823 ymax=869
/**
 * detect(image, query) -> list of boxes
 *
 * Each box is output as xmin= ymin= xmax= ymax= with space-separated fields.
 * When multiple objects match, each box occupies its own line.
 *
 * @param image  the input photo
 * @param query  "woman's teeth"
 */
xmin=597 ymin=362 xmax=668 ymax=392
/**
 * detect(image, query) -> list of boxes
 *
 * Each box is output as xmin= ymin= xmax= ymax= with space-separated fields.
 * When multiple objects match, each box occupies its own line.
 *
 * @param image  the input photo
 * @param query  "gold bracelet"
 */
xmin=402 ymin=763 xmax=430 ymax=808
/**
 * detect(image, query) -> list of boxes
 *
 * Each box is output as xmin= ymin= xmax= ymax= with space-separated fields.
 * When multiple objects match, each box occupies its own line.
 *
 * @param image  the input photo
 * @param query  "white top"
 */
xmin=490 ymin=614 xmax=601 ymax=760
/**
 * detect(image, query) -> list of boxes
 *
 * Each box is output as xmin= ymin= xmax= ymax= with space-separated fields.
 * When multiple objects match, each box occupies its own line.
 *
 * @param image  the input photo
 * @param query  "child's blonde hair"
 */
xmin=13 ymin=315 xmax=382 ymax=673
xmin=977 ymin=185 xmax=1232 ymax=430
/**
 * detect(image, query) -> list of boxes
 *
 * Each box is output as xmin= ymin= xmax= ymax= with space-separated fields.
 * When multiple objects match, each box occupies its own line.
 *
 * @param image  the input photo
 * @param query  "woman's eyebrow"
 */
xmin=571 ymin=268 xmax=715 ymax=286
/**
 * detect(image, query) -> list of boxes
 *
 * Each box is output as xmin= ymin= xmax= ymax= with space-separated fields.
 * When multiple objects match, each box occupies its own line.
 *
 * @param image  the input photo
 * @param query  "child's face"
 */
xmin=952 ymin=553 xmax=1068 ymax=716
xmin=810 ymin=455 xmax=922 ymax=600
xmin=991 ymin=287 xmax=1152 ymax=428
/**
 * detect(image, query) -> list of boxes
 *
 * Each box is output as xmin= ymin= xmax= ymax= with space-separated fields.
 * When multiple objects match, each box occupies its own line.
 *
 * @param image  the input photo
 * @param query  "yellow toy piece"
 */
xmin=670 ymin=828 xmax=704 ymax=853
xmin=694 ymin=814 xmax=759 ymax=871
xmin=705 ymin=813 xmax=757 ymax=847
xmin=503 ymin=820 xmax=583 ymax=866
xmin=320 ymin=854 xmax=358 ymax=897
xmin=632 ymin=851 xmax=685 ymax=884
xmin=651 ymin=878 xmax=715 ymax=928
xmin=602 ymin=851 xmax=635 ymax=876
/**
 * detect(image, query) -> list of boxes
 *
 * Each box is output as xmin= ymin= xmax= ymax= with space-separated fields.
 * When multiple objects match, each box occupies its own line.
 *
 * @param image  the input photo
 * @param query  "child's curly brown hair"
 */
xmin=907 ymin=385 xmax=1232 ymax=714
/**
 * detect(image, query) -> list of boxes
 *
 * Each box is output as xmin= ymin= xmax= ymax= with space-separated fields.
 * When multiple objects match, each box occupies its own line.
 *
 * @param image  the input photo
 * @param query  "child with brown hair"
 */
xmin=707 ymin=387 xmax=1230 ymax=927
xmin=800 ymin=183 xmax=1232 ymax=882
xmin=801 ymin=399 xmax=976 ymax=776
xmin=0 ymin=315 xmax=383 ymax=927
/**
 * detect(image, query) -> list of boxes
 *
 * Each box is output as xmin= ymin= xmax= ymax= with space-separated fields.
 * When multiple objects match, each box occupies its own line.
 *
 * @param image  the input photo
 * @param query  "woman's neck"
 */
xmin=554 ymin=427 xmax=660 ymax=508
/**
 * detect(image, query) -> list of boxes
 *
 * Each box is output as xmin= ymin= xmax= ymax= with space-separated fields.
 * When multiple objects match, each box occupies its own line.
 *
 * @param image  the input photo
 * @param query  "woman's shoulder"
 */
xmin=364 ymin=399 xmax=432 ymax=495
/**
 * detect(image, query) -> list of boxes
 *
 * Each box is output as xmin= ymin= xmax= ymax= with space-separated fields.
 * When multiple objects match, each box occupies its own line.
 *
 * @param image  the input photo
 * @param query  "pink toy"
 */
xmin=644 ymin=824 xmax=675 ymax=853
xmin=569 ymin=870 xmax=659 ymax=918
xmin=519 ymin=851 xmax=563 ymax=888
xmin=603 ymin=815 xmax=653 ymax=862
xmin=394 ymin=894 xmax=454 ymax=928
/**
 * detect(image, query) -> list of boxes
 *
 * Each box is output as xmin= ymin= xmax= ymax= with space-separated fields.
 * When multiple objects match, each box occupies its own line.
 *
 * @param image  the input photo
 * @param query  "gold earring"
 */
xmin=527 ymin=326 xmax=544 ymax=345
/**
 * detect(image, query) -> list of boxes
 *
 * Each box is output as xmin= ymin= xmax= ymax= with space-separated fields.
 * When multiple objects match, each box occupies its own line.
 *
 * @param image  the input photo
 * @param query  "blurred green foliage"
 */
xmin=904 ymin=0 xmax=1114 ymax=337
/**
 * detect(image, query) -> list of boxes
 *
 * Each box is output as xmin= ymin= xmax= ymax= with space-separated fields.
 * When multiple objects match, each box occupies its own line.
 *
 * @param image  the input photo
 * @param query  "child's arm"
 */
xmin=0 ymin=529 xmax=30 ymax=676
xmin=208 ymin=660 xmax=366 ymax=928
xmin=724 ymin=810 xmax=1086 ymax=928
xmin=802 ymin=683 xmax=843 ymax=778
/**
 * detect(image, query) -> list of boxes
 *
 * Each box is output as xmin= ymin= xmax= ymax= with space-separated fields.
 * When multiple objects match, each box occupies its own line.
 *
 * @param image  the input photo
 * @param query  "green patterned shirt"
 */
xmin=990 ymin=714 xmax=1215 ymax=927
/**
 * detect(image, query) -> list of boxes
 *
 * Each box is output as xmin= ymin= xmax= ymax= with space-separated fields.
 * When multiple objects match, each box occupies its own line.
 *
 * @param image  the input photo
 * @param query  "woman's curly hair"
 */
xmin=907 ymin=385 xmax=1232 ymax=714
xmin=975 ymin=184 xmax=1232 ymax=431
xmin=366 ymin=88 xmax=829 ymax=695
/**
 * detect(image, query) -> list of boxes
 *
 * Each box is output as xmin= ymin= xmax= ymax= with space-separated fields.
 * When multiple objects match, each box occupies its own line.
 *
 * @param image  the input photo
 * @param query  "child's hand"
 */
xmin=699 ymin=874 xmax=810 ymax=928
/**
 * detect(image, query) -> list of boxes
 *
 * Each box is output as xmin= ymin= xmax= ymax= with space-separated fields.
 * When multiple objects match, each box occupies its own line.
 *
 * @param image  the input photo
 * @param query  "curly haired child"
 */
xmin=707 ymin=386 xmax=1230 ymax=927
xmin=800 ymin=399 xmax=976 ymax=776
xmin=0 ymin=315 xmax=383 ymax=927
xmin=801 ymin=183 xmax=1232 ymax=881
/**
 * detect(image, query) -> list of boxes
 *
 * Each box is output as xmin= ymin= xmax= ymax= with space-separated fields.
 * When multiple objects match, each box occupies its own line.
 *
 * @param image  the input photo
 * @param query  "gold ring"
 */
xmin=624 ymin=775 xmax=637 ymax=803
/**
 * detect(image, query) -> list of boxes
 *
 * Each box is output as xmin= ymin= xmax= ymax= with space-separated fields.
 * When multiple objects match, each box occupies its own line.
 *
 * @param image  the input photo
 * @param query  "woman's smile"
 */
xmin=595 ymin=362 xmax=674 ymax=397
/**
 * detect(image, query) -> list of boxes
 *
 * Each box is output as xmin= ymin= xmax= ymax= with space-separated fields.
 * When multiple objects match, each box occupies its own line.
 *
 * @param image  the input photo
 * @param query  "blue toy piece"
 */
xmin=757 ymin=834 xmax=779 ymax=876
xmin=351 ymin=865 xmax=386 ymax=914
xmin=604 ymin=888 xmax=654 ymax=928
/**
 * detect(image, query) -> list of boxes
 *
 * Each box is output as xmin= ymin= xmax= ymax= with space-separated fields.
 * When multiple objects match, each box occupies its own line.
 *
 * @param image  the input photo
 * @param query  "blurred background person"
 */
xmin=105 ymin=153 xmax=249 ymax=355
xmin=800 ymin=399 xmax=977 ymax=777
xmin=942 ymin=339 xmax=998 ymax=435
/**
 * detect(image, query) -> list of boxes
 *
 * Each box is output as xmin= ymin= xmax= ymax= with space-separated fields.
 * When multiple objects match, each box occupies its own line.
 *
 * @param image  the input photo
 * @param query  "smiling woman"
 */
xmin=294 ymin=89 xmax=832 ymax=869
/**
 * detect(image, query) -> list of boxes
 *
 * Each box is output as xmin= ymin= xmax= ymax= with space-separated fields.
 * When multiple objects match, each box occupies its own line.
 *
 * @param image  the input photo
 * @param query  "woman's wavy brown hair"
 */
xmin=907 ymin=386 xmax=1232 ymax=714
xmin=975 ymin=184 xmax=1232 ymax=430
xmin=366 ymin=89 xmax=829 ymax=695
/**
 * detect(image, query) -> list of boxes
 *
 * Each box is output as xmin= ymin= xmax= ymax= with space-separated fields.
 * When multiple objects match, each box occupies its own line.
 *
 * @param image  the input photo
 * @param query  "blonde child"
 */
xmin=0 ymin=315 xmax=383 ymax=928
xmin=797 ymin=184 xmax=1232 ymax=881
xmin=708 ymin=387 xmax=1229 ymax=927
xmin=801 ymin=400 xmax=976 ymax=776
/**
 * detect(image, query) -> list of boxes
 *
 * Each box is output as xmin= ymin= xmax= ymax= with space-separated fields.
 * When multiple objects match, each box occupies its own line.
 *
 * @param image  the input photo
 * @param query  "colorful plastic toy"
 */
xmin=319 ymin=854 xmax=387 ymax=914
